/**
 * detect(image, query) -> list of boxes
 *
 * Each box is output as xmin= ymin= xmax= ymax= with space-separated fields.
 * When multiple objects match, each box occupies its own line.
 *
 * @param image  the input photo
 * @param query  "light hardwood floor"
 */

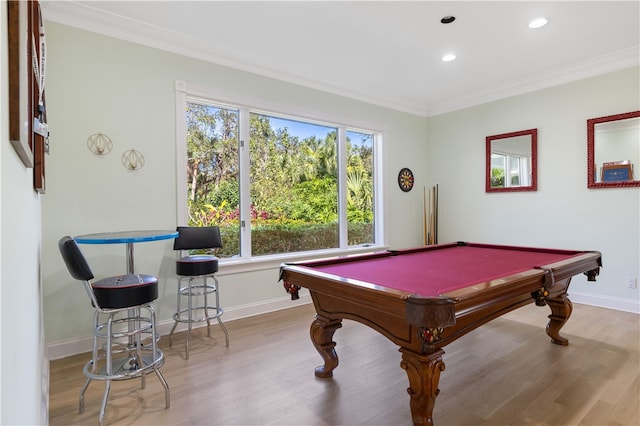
xmin=48 ymin=302 xmax=639 ymax=425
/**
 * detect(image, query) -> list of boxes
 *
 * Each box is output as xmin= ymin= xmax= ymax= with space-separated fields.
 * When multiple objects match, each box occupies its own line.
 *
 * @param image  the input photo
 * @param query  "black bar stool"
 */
xmin=169 ymin=226 xmax=229 ymax=359
xmin=58 ymin=236 xmax=170 ymax=425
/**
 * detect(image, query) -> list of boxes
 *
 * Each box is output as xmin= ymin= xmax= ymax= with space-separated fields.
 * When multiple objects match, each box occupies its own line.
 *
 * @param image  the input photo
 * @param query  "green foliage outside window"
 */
xmin=185 ymin=103 xmax=374 ymax=258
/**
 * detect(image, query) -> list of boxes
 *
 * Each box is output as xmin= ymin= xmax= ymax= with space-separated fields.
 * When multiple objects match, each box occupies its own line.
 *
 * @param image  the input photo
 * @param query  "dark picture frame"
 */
xmin=7 ymin=0 xmax=34 ymax=168
xmin=30 ymin=0 xmax=47 ymax=193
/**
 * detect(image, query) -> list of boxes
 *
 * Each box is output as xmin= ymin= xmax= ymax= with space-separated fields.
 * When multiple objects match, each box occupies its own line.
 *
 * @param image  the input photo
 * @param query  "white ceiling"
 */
xmin=41 ymin=1 xmax=640 ymax=117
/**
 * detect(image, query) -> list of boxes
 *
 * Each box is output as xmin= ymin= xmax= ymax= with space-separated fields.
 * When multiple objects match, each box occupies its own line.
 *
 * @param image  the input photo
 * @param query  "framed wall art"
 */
xmin=30 ymin=0 xmax=48 ymax=193
xmin=7 ymin=0 xmax=34 ymax=168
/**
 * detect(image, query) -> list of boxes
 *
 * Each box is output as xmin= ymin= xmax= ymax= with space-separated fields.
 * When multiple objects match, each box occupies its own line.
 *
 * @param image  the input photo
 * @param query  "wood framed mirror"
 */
xmin=587 ymin=111 xmax=640 ymax=189
xmin=486 ymin=128 xmax=537 ymax=192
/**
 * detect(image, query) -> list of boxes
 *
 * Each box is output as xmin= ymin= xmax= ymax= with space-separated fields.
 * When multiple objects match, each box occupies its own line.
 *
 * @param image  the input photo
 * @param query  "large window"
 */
xmin=178 ymin=85 xmax=379 ymax=261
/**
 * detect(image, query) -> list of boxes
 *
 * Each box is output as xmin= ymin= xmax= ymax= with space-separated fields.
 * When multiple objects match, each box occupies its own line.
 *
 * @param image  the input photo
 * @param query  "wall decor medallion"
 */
xmin=398 ymin=167 xmax=414 ymax=192
xmin=121 ymin=149 xmax=145 ymax=171
xmin=87 ymin=132 xmax=113 ymax=155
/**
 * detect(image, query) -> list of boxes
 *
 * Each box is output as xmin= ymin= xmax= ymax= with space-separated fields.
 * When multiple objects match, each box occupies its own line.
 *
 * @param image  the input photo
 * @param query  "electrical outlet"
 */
xmin=627 ymin=277 xmax=638 ymax=289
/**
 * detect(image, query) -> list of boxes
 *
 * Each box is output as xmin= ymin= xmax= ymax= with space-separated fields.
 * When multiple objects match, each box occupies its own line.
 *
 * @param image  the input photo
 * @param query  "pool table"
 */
xmin=279 ymin=242 xmax=602 ymax=426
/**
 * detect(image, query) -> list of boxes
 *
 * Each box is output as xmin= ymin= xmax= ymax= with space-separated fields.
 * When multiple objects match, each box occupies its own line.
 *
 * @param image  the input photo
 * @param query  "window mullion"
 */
xmin=373 ymin=133 xmax=385 ymax=246
xmin=239 ymin=108 xmax=252 ymax=258
xmin=337 ymin=127 xmax=348 ymax=248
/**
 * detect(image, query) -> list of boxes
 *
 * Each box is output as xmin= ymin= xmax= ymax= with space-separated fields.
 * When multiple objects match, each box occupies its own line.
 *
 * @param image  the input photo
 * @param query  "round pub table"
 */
xmin=75 ymin=230 xmax=178 ymax=274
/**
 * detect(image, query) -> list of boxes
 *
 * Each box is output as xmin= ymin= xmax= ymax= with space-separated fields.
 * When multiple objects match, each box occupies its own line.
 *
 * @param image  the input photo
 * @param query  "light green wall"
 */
xmin=426 ymin=67 xmax=640 ymax=303
xmin=42 ymin=21 xmax=639 ymax=355
xmin=41 ymin=23 xmax=428 ymax=347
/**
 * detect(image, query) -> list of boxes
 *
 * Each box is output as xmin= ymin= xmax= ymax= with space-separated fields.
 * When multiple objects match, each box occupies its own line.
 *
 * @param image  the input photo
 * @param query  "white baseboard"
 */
xmin=570 ymin=291 xmax=640 ymax=314
xmin=46 ymin=293 xmax=312 ymax=361
xmin=47 ymin=291 xmax=637 ymax=360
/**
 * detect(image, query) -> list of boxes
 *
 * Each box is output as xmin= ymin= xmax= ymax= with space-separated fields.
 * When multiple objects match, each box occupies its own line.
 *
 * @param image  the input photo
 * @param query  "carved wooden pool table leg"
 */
xmin=545 ymin=293 xmax=573 ymax=346
xmin=310 ymin=316 xmax=343 ymax=378
xmin=400 ymin=348 xmax=446 ymax=426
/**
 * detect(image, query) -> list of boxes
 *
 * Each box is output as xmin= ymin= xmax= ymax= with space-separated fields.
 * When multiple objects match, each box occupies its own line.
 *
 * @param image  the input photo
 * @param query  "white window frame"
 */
xmin=175 ymin=80 xmax=386 ymax=273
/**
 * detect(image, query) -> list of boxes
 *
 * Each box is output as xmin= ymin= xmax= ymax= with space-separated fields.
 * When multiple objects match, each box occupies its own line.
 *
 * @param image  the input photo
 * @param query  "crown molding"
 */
xmin=425 ymin=47 xmax=640 ymax=117
xmin=42 ymin=1 xmax=639 ymax=118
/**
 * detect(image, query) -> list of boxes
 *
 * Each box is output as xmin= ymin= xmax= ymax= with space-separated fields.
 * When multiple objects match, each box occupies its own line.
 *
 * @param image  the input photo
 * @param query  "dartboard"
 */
xmin=398 ymin=168 xmax=414 ymax=192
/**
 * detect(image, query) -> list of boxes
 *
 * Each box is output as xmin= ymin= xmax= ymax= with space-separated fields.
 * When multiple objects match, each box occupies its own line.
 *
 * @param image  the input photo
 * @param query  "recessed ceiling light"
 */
xmin=442 ymin=53 xmax=456 ymax=62
xmin=529 ymin=17 xmax=548 ymax=29
xmin=441 ymin=16 xmax=456 ymax=24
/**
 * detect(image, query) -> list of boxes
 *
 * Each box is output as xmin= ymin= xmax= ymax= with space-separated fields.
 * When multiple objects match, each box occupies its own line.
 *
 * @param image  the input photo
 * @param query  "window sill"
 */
xmin=216 ymin=245 xmax=389 ymax=276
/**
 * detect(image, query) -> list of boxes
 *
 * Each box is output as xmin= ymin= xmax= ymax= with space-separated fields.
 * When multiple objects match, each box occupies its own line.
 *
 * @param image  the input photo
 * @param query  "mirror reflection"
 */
xmin=486 ymin=129 xmax=537 ymax=192
xmin=588 ymin=111 xmax=640 ymax=188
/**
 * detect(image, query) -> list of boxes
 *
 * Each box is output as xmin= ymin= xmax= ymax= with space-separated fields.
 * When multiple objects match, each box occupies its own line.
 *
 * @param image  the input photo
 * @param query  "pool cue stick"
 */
xmin=423 ymin=187 xmax=428 ymax=245
xmin=430 ymin=186 xmax=435 ymax=244
xmin=434 ymin=184 xmax=438 ymax=244
xmin=427 ymin=186 xmax=431 ymax=245
xmin=429 ymin=186 xmax=434 ymax=245
xmin=427 ymin=187 xmax=431 ymax=245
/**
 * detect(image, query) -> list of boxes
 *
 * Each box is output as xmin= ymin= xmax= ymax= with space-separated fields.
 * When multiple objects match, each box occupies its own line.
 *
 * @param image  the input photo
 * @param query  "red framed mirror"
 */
xmin=587 ymin=111 xmax=640 ymax=189
xmin=486 ymin=128 xmax=537 ymax=193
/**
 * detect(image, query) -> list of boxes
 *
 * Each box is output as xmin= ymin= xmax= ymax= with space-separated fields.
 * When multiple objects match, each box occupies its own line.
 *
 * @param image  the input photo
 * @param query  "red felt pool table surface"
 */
xmin=306 ymin=243 xmax=586 ymax=296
